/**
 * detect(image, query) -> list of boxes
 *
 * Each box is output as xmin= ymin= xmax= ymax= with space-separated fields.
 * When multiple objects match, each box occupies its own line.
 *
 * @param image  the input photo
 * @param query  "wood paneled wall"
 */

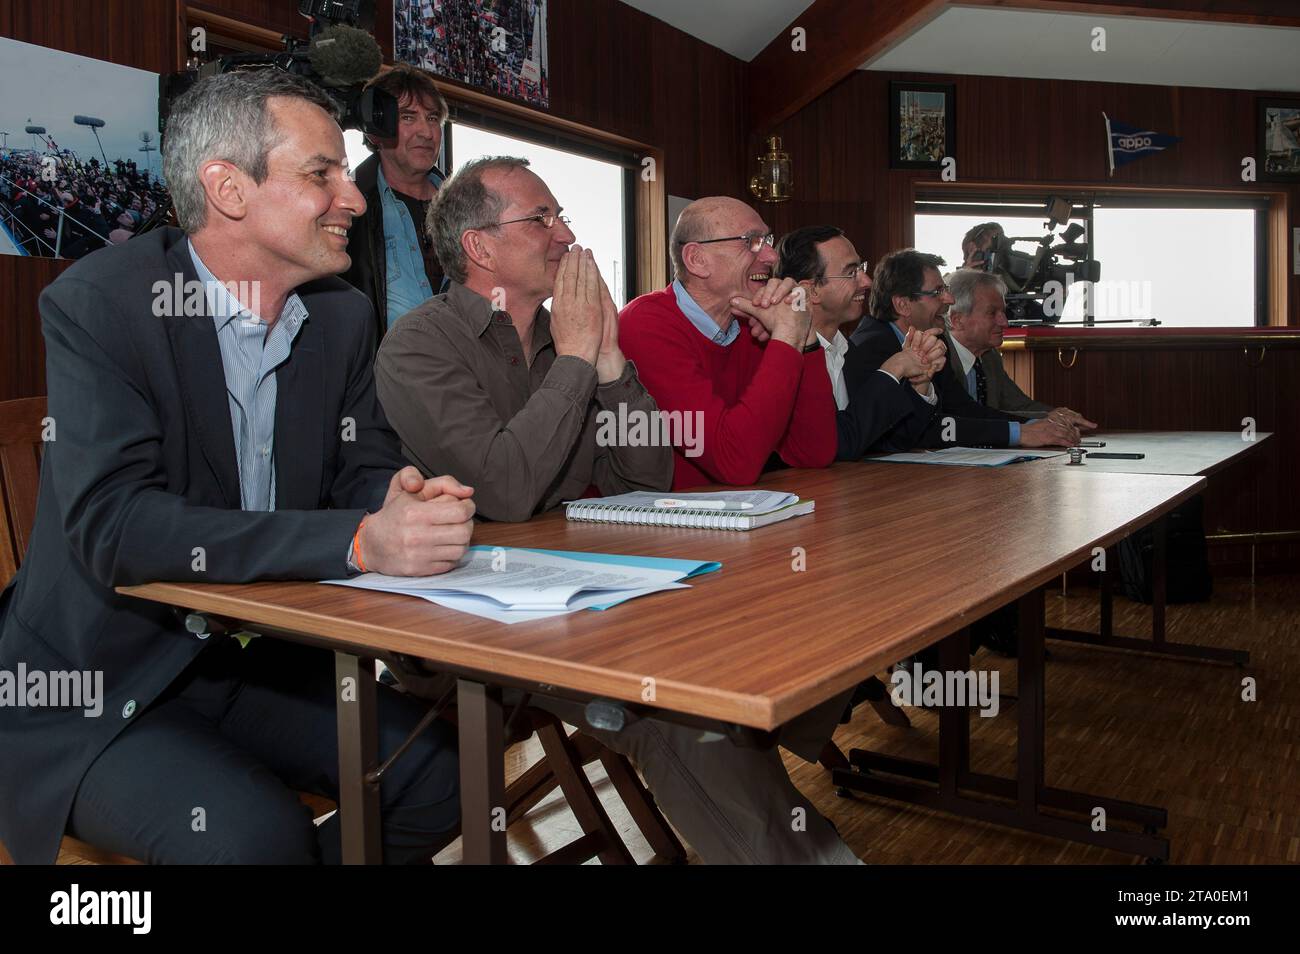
xmin=752 ymin=68 xmax=1300 ymax=327
xmin=0 ymin=0 xmax=747 ymax=400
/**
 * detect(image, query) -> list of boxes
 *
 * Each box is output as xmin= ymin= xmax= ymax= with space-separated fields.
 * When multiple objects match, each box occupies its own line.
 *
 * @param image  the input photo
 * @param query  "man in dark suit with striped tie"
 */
xmin=943 ymin=268 xmax=1096 ymax=431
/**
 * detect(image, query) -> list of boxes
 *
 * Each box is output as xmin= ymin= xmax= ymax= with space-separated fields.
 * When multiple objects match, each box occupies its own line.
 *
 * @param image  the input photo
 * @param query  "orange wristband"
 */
xmin=352 ymin=516 xmax=368 ymax=573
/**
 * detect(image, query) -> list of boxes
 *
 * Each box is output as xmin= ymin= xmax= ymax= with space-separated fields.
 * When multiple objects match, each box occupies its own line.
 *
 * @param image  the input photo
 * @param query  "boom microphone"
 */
xmin=307 ymin=24 xmax=382 ymax=87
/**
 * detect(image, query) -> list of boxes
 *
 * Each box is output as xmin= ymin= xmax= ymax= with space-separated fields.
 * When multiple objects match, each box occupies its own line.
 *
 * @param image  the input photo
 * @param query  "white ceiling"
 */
xmin=618 ymin=0 xmax=815 ymax=61
xmin=863 ymin=6 xmax=1300 ymax=92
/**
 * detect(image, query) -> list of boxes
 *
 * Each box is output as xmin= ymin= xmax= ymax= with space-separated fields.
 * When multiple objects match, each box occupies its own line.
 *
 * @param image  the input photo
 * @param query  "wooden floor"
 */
xmin=59 ymin=573 xmax=1300 ymax=865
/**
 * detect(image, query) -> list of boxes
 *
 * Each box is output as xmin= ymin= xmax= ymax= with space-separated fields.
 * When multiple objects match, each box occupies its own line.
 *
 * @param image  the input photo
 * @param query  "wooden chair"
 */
xmin=0 ymin=396 xmax=44 ymax=589
xmin=388 ymin=660 xmax=686 ymax=864
xmin=502 ymin=709 xmax=686 ymax=864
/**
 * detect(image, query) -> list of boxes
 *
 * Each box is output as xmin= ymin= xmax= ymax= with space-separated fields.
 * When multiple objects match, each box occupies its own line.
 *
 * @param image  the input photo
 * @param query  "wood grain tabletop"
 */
xmin=120 ymin=462 xmax=1205 ymax=730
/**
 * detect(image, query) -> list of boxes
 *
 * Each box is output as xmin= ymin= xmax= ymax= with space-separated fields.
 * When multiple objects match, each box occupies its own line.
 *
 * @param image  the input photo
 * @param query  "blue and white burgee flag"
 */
xmin=1104 ymin=113 xmax=1181 ymax=175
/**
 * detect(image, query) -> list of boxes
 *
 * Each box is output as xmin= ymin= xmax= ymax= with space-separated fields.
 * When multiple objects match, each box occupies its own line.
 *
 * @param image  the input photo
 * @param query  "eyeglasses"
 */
xmin=914 ymin=283 xmax=949 ymax=299
xmin=684 ymin=231 xmax=775 ymax=255
xmin=821 ymin=262 xmax=871 ymax=281
xmin=474 ymin=212 xmax=571 ymax=231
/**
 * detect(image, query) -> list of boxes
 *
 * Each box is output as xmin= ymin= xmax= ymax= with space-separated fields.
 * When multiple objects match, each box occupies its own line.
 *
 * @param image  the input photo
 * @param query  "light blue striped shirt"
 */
xmin=188 ymin=241 xmax=308 ymax=512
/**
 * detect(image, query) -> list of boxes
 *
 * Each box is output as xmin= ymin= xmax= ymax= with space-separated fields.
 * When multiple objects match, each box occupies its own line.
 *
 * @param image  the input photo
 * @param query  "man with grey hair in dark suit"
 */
xmin=944 ymin=268 xmax=1096 ymax=430
xmin=0 ymin=69 xmax=477 ymax=865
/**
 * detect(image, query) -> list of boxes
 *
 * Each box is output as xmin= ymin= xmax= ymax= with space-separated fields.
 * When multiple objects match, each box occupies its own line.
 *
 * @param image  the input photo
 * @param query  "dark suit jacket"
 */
xmin=847 ymin=316 xmax=1018 ymax=449
xmin=835 ymin=357 xmax=935 ymax=458
xmin=342 ymin=154 xmax=393 ymax=348
xmin=0 ymin=227 xmax=405 ymax=863
xmin=943 ymin=334 xmax=1051 ymax=418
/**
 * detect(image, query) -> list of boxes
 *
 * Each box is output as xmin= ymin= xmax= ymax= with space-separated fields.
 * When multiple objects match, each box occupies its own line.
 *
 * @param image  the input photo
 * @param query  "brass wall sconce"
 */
xmin=749 ymin=135 xmax=791 ymax=203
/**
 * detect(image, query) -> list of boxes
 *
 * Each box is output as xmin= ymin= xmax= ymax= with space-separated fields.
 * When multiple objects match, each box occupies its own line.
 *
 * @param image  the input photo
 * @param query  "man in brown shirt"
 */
xmin=375 ymin=157 xmax=670 ymax=520
xmin=372 ymin=157 xmax=860 ymax=865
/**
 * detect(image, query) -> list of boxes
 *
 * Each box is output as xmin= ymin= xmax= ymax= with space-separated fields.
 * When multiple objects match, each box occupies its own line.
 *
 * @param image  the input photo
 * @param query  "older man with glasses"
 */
xmin=375 ymin=155 xmax=671 ymax=523
xmin=619 ymin=196 xmax=837 ymax=489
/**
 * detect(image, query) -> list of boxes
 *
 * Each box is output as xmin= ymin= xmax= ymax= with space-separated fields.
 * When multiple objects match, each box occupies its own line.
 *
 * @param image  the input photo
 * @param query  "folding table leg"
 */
xmin=1017 ymin=587 xmax=1046 ymax=809
xmin=833 ymin=589 xmax=1168 ymax=861
xmin=1047 ymin=514 xmax=1247 ymax=665
xmin=936 ymin=627 xmax=971 ymax=797
xmin=458 ymin=679 xmax=508 ymax=864
xmin=335 ymin=651 xmax=381 ymax=864
xmin=1152 ymin=514 xmax=1167 ymax=645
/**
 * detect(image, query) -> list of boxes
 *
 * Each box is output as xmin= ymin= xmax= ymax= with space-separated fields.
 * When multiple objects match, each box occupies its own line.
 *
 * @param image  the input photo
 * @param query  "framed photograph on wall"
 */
xmin=889 ymin=81 xmax=956 ymax=170
xmin=394 ymin=0 xmax=549 ymax=108
xmin=0 ymin=36 xmax=170 ymax=261
xmin=1259 ymin=97 xmax=1300 ymax=182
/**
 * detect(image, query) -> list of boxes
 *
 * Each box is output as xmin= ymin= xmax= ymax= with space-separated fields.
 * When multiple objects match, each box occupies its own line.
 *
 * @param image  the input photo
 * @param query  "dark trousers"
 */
xmin=67 ymin=636 xmax=458 ymax=864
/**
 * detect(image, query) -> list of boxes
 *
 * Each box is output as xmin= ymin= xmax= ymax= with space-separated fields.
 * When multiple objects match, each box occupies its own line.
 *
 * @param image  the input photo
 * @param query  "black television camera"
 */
xmin=159 ymin=0 xmax=397 ymax=143
xmin=981 ymin=196 xmax=1102 ymax=323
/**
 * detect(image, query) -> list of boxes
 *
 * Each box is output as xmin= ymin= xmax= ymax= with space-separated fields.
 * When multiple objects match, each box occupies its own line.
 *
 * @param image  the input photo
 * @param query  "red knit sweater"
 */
xmin=619 ymin=286 xmax=837 ymax=490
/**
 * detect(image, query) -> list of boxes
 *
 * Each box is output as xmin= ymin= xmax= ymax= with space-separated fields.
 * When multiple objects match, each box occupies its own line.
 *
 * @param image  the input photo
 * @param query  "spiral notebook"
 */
xmin=565 ymin=490 xmax=814 ymax=531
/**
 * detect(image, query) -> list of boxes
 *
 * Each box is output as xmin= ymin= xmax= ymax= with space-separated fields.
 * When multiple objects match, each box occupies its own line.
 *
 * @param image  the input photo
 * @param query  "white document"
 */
xmin=325 ymin=548 xmax=688 ymax=611
xmin=414 ymin=582 xmax=693 ymax=625
xmin=869 ymin=447 xmax=1065 ymax=467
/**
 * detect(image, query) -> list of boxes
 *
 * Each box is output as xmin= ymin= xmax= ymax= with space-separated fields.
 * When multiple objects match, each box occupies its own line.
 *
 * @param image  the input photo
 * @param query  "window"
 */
xmin=1088 ymin=204 xmax=1257 ymax=329
xmin=914 ymin=192 xmax=1266 ymax=327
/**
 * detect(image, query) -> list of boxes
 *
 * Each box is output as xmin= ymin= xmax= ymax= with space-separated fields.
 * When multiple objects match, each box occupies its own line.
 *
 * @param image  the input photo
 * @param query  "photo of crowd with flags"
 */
xmin=0 ymin=36 xmax=170 ymax=260
xmin=394 ymin=0 xmax=548 ymax=108
xmin=0 ymin=151 xmax=168 ymax=260
xmin=898 ymin=90 xmax=949 ymax=163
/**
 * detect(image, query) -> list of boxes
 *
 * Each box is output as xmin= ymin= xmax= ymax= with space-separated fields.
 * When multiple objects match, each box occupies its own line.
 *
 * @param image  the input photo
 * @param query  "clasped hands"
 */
xmin=548 ymin=245 xmax=625 ymax=384
xmin=727 ymin=277 xmax=814 ymax=351
xmin=882 ymin=328 xmax=947 ymax=394
xmin=355 ymin=467 xmax=476 ymax=577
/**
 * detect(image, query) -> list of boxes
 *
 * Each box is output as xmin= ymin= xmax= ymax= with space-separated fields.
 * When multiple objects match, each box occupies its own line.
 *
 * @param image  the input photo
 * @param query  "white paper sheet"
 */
xmin=328 ymin=548 xmax=688 ymax=611
xmin=414 ymin=582 xmax=693 ymax=624
xmin=868 ymin=447 xmax=1066 ymax=467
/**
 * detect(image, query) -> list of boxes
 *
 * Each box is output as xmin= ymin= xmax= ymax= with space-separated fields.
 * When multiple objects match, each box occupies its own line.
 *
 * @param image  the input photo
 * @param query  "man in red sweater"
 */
xmin=620 ymin=197 xmax=837 ymax=489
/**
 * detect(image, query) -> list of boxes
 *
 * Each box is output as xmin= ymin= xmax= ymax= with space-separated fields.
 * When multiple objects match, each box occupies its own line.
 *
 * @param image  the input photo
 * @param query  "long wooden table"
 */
xmin=120 ymin=462 xmax=1203 ymax=864
xmin=1035 ymin=430 xmax=1270 ymax=666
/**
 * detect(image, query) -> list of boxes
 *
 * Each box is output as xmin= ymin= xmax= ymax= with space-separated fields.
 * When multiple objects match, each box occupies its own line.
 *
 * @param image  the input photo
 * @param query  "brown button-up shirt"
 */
xmin=375 ymin=281 xmax=673 ymax=522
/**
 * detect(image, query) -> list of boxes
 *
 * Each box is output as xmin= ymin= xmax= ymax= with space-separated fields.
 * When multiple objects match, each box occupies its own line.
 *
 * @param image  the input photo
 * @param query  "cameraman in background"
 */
xmin=343 ymin=64 xmax=450 ymax=347
xmin=959 ymin=221 xmax=1004 ymax=270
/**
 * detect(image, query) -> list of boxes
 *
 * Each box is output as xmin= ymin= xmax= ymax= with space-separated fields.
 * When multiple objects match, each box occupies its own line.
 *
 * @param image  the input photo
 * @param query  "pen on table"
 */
xmin=1086 ymin=452 xmax=1145 ymax=460
xmin=1077 ymin=440 xmax=1106 ymax=447
xmin=654 ymin=499 xmax=754 ymax=510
